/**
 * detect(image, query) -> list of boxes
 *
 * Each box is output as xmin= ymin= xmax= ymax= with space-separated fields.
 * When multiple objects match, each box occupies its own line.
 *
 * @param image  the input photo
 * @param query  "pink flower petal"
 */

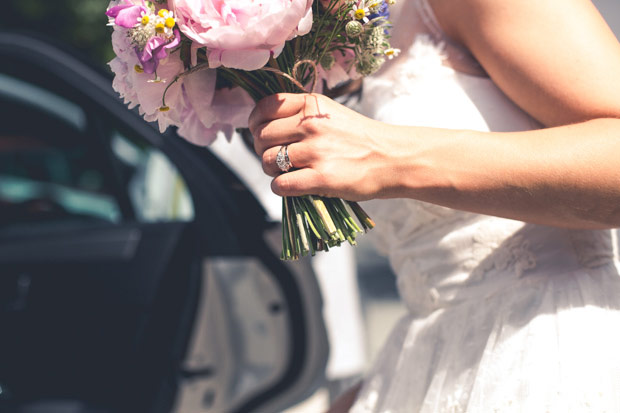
xmin=219 ymin=48 xmax=271 ymax=70
xmin=171 ymin=0 xmax=313 ymax=69
xmin=183 ymin=69 xmax=217 ymax=128
xmin=113 ymin=5 xmax=147 ymax=28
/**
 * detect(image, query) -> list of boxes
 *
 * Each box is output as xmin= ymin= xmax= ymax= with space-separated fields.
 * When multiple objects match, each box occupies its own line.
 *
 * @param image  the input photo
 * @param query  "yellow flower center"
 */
xmin=155 ymin=23 xmax=165 ymax=34
xmin=158 ymin=9 xmax=169 ymax=18
xmin=141 ymin=15 xmax=150 ymax=25
xmin=385 ymin=49 xmax=394 ymax=56
xmin=354 ymin=9 xmax=366 ymax=19
xmin=165 ymin=17 xmax=176 ymax=29
xmin=370 ymin=2 xmax=380 ymax=8
xmin=134 ymin=64 xmax=144 ymax=73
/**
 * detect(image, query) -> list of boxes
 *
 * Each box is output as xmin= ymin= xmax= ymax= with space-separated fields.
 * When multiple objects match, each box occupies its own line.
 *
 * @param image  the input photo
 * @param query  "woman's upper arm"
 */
xmin=433 ymin=0 xmax=620 ymax=126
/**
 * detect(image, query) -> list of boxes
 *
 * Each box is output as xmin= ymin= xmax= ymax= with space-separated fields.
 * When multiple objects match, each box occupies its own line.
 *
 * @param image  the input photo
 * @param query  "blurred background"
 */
xmin=3 ymin=1 xmax=620 ymax=412
xmin=5 ymin=0 xmax=115 ymax=65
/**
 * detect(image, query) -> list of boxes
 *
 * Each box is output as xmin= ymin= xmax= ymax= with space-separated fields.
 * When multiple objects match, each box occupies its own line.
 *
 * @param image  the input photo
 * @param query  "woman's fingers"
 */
xmin=270 ymin=168 xmax=329 ymax=198
xmin=248 ymin=93 xmax=307 ymax=133
xmin=262 ymin=142 xmax=313 ymax=177
xmin=252 ymin=115 xmax=307 ymax=155
xmin=249 ymin=93 xmax=329 ymax=154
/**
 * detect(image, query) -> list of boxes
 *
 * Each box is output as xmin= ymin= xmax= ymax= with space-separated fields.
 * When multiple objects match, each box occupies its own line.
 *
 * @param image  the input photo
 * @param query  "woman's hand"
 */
xmin=249 ymin=93 xmax=620 ymax=229
xmin=248 ymin=93 xmax=405 ymax=201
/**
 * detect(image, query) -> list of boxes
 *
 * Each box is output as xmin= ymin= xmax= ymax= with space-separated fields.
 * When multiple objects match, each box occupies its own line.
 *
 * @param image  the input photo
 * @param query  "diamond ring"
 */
xmin=276 ymin=145 xmax=293 ymax=172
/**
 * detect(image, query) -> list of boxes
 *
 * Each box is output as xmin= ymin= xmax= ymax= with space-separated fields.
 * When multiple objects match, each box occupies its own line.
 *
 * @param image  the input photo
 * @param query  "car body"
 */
xmin=0 ymin=32 xmax=328 ymax=413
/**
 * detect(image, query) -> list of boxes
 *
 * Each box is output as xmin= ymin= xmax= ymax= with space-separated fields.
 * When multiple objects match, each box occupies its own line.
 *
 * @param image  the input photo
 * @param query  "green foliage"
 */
xmin=6 ymin=0 xmax=114 ymax=69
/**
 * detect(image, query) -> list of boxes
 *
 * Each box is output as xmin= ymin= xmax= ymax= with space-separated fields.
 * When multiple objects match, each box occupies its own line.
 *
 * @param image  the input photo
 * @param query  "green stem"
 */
xmin=310 ymin=196 xmax=337 ymax=236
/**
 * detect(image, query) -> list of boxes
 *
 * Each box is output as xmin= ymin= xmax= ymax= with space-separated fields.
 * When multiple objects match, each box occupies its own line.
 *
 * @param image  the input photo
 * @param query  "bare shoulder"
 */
xmin=430 ymin=0 xmax=620 ymax=126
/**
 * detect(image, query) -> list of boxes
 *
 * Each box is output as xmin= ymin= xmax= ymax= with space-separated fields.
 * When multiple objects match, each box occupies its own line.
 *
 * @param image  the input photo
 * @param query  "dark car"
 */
xmin=0 ymin=32 xmax=328 ymax=413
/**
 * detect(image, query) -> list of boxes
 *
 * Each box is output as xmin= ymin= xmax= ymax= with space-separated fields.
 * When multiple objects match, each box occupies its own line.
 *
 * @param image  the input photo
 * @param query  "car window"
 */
xmin=0 ymin=71 xmax=193 ymax=229
xmin=0 ymin=73 xmax=122 ymax=228
xmin=109 ymin=129 xmax=194 ymax=223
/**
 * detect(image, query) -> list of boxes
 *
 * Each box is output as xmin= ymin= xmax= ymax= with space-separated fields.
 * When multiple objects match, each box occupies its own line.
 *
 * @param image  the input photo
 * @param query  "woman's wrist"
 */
xmin=372 ymin=124 xmax=471 ymax=201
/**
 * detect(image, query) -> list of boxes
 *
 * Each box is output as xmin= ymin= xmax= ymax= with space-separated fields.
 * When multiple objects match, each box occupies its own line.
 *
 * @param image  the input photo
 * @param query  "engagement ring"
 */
xmin=276 ymin=145 xmax=293 ymax=172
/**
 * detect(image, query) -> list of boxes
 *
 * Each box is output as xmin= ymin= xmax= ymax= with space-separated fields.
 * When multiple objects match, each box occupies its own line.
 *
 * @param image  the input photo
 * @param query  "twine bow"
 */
xmin=260 ymin=59 xmax=319 ymax=94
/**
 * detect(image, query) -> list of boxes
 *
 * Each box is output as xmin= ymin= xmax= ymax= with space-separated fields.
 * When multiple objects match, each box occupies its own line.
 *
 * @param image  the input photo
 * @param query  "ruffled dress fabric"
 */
xmin=350 ymin=0 xmax=620 ymax=411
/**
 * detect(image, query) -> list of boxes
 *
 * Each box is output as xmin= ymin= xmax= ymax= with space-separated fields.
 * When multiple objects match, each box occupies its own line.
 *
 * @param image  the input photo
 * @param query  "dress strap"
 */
xmin=415 ymin=0 xmax=446 ymax=41
xmin=413 ymin=0 xmax=486 ymax=76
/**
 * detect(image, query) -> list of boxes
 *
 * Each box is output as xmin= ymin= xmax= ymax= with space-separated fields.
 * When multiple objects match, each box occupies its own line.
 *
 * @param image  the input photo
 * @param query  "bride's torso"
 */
xmin=359 ymin=0 xmax=619 ymax=316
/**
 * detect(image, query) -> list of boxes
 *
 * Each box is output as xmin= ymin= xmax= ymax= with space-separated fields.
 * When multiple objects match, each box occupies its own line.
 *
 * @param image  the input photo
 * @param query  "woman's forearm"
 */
xmin=384 ymin=118 xmax=620 ymax=229
xmin=249 ymin=94 xmax=620 ymax=229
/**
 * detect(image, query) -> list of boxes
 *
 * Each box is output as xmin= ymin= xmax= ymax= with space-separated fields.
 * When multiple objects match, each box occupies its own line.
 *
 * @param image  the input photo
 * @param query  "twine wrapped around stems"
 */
xmin=259 ymin=59 xmax=320 ymax=94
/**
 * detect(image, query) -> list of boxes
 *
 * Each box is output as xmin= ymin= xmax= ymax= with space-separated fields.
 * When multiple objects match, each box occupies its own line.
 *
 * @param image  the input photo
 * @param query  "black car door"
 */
xmin=0 ymin=33 xmax=328 ymax=413
xmin=0 ymin=34 xmax=204 ymax=413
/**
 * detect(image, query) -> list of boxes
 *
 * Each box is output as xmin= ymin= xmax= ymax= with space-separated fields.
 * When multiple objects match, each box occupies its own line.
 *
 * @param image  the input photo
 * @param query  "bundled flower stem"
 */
xmin=280 ymin=195 xmax=375 ymax=260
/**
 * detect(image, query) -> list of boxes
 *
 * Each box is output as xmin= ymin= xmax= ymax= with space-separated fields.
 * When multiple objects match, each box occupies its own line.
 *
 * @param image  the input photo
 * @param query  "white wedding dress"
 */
xmin=350 ymin=0 xmax=620 ymax=411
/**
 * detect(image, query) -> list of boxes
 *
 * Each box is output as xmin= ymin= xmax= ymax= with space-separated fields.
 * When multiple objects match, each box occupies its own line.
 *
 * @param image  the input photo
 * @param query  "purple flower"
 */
xmin=106 ymin=0 xmax=147 ymax=28
xmin=369 ymin=1 xmax=389 ymax=21
xmin=136 ymin=29 xmax=181 ymax=74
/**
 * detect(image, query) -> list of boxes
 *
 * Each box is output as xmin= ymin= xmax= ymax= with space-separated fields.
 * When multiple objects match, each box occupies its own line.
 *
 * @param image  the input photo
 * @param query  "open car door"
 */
xmin=0 ymin=33 xmax=328 ymax=413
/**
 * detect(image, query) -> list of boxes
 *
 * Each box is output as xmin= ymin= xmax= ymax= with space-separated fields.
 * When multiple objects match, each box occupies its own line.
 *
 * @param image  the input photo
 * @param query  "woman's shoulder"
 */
xmin=428 ymin=0 xmax=620 ymax=126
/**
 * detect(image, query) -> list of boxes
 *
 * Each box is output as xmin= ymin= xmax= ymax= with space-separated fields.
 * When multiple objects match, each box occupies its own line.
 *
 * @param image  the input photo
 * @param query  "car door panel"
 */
xmin=0 ymin=222 xmax=200 ymax=412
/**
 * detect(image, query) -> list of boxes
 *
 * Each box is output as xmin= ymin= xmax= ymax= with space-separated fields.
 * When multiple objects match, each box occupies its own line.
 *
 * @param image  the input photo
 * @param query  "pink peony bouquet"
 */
xmin=106 ymin=0 xmax=398 ymax=259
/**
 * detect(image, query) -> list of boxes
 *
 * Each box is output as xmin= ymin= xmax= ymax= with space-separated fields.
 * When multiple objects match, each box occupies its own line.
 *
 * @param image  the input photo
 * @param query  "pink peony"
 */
xmin=177 ymin=71 xmax=255 ymax=145
xmin=109 ymin=18 xmax=254 ymax=145
xmin=109 ymin=21 xmax=190 ymax=132
xmin=169 ymin=0 xmax=314 ymax=70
